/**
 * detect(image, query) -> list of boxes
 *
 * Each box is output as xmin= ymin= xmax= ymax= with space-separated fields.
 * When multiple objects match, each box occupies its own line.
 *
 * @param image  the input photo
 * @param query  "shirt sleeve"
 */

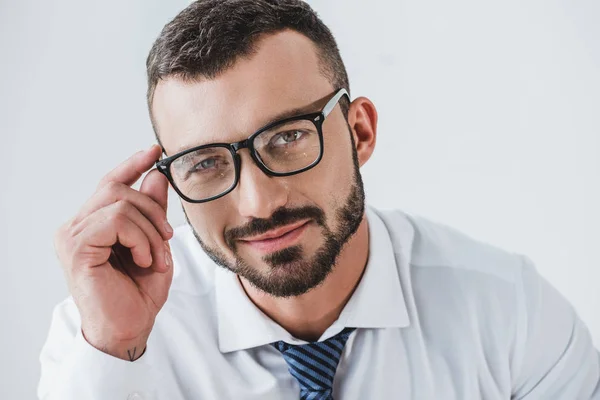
xmin=511 ymin=255 xmax=600 ymax=399
xmin=37 ymin=297 xmax=161 ymax=400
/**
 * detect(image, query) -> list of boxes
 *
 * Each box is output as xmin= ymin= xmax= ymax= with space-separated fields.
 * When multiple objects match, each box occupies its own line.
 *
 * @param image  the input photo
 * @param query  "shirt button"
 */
xmin=127 ymin=393 xmax=144 ymax=400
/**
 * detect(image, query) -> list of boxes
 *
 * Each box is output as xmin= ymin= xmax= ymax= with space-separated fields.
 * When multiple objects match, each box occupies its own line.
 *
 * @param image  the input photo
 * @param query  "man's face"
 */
xmin=152 ymin=30 xmax=365 ymax=297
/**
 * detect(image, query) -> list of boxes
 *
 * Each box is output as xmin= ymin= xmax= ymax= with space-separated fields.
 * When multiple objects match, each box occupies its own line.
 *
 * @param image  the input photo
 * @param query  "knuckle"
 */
xmin=105 ymin=180 xmax=120 ymax=191
xmin=108 ymin=208 xmax=128 ymax=228
xmin=69 ymin=237 xmax=84 ymax=258
xmin=114 ymin=199 xmax=133 ymax=215
xmin=61 ymin=237 xmax=83 ymax=271
xmin=102 ymin=180 xmax=123 ymax=197
xmin=54 ymin=218 xmax=75 ymax=254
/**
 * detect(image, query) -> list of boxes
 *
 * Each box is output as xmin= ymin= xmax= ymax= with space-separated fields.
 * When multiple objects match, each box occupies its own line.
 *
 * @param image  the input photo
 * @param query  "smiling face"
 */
xmin=152 ymin=30 xmax=366 ymax=297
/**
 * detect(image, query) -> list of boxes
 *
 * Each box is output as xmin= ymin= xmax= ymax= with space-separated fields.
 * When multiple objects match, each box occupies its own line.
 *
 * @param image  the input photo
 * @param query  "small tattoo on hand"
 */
xmin=127 ymin=347 xmax=137 ymax=361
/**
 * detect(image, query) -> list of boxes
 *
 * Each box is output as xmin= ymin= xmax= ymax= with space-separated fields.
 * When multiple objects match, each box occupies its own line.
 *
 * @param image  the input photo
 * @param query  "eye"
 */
xmin=193 ymin=158 xmax=217 ymax=171
xmin=188 ymin=156 xmax=231 ymax=177
xmin=270 ymin=130 xmax=307 ymax=147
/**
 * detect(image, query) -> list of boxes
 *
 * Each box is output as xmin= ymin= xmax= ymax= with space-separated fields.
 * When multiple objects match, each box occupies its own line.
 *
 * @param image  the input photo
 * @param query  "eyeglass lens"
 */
xmin=169 ymin=118 xmax=321 ymax=201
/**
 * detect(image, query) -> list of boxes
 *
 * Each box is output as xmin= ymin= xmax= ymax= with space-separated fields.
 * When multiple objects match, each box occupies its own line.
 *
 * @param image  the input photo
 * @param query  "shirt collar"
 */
xmin=216 ymin=205 xmax=412 ymax=353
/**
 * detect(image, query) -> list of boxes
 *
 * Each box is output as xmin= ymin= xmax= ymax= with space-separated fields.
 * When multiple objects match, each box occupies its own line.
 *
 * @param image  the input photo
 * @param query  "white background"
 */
xmin=0 ymin=0 xmax=598 ymax=398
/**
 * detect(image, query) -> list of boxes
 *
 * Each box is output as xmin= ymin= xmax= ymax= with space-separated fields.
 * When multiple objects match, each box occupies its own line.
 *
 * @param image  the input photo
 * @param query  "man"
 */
xmin=39 ymin=0 xmax=600 ymax=399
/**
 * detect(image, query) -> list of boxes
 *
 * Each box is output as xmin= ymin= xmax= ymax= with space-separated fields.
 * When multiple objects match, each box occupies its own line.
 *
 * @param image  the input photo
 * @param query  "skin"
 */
xmin=54 ymin=28 xmax=378 ymax=363
xmin=153 ymin=29 xmax=378 ymax=341
xmin=55 ymin=145 xmax=174 ymax=361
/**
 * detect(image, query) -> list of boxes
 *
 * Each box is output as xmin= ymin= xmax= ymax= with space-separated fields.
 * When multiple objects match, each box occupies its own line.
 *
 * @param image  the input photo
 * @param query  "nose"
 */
xmin=233 ymin=151 xmax=289 ymax=220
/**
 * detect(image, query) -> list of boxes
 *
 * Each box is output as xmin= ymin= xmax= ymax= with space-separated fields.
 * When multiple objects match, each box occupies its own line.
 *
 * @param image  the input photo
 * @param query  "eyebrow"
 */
xmin=178 ymin=146 xmax=221 ymax=159
xmin=174 ymin=102 xmax=321 ymax=154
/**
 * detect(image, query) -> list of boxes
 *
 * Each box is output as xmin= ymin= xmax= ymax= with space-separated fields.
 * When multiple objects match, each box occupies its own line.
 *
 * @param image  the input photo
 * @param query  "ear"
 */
xmin=346 ymin=96 xmax=378 ymax=167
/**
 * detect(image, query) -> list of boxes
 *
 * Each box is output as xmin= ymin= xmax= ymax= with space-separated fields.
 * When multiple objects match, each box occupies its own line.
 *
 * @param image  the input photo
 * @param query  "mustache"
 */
xmin=224 ymin=205 xmax=326 ymax=248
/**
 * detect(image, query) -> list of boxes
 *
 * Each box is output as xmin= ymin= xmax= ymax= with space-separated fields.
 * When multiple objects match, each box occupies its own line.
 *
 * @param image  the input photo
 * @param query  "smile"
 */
xmin=239 ymin=220 xmax=311 ymax=253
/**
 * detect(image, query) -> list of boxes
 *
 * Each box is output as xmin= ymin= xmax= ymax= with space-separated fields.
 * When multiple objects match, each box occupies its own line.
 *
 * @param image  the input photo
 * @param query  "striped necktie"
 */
xmin=271 ymin=327 xmax=356 ymax=400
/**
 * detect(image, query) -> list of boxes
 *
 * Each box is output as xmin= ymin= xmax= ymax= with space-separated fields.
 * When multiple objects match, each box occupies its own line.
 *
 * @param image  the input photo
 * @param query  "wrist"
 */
xmin=82 ymin=329 xmax=149 ymax=361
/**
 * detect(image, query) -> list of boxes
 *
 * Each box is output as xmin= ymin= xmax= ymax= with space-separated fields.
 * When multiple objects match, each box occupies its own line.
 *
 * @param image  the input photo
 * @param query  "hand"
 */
xmin=54 ymin=144 xmax=174 ymax=361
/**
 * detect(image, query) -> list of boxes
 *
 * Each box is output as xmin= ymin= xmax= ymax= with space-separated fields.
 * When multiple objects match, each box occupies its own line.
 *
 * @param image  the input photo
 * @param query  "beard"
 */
xmin=183 ymin=146 xmax=366 ymax=298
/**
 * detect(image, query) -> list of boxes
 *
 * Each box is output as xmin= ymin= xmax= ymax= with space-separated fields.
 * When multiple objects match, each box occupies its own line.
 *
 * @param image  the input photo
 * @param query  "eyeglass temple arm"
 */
xmin=322 ymin=88 xmax=349 ymax=118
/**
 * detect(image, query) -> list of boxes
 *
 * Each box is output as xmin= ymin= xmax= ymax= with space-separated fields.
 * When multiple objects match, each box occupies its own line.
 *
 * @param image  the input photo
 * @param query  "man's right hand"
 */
xmin=54 ymin=144 xmax=174 ymax=361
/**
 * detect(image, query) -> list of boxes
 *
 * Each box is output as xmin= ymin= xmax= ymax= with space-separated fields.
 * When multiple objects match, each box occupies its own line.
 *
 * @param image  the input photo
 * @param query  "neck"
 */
xmin=238 ymin=213 xmax=369 ymax=342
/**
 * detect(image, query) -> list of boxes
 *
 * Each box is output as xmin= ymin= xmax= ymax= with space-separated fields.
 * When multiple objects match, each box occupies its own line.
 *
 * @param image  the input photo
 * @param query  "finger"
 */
xmin=115 ymin=200 xmax=171 ymax=273
xmin=138 ymin=171 xmax=173 ymax=264
xmin=140 ymin=169 xmax=169 ymax=212
xmin=74 ymin=207 xmax=152 ymax=269
xmin=97 ymin=144 xmax=162 ymax=190
xmin=73 ymin=182 xmax=172 ymax=240
xmin=76 ymin=200 xmax=170 ymax=273
xmin=113 ymin=218 xmax=153 ymax=269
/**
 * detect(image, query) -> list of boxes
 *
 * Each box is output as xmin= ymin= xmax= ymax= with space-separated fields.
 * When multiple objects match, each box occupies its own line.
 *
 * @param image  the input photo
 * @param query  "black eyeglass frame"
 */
xmin=155 ymin=88 xmax=350 ymax=203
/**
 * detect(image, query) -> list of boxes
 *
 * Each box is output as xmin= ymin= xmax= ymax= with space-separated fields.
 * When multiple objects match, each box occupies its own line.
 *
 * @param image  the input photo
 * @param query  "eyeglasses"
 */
xmin=155 ymin=88 xmax=350 ymax=203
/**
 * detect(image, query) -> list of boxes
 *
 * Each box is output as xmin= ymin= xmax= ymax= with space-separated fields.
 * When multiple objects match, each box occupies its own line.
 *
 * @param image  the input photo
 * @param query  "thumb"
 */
xmin=140 ymin=169 xmax=169 ymax=212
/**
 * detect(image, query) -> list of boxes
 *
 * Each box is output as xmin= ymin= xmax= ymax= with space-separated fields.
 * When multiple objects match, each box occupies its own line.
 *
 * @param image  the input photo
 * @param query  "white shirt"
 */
xmin=38 ymin=206 xmax=600 ymax=400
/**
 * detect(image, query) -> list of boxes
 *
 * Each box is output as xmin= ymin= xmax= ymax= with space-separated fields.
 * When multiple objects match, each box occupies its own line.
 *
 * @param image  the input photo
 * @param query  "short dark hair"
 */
xmin=146 ymin=0 xmax=350 ymax=143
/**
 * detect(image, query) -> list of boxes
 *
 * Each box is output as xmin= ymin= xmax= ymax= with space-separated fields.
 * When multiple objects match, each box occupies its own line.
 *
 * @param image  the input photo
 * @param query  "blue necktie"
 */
xmin=271 ymin=327 xmax=356 ymax=400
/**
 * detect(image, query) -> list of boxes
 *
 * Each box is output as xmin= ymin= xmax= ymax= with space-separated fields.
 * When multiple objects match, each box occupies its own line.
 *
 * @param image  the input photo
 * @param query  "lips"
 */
xmin=241 ymin=220 xmax=309 ymax=242
xmin=239 ymin=220 xmax=311 ymax=253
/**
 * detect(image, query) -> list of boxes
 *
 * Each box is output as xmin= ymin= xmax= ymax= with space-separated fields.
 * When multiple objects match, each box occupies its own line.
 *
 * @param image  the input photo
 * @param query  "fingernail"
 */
xmin=164 ymin=221 xmax=173 ymax=234
xmin=164 ymin=242 xmax=172 ymax=268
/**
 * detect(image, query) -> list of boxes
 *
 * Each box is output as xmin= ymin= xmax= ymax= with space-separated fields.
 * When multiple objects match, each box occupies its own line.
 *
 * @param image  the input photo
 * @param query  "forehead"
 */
xmin=152 ymin=29 xmax=334 ymax=155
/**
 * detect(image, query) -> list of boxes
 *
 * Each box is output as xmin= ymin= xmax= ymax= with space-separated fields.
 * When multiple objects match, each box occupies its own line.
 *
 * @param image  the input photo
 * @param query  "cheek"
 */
xmin=287 ymin=126 xmax=356 ymax=209
xmin=184 ymin=203 xmax=230 ymax=246
xmin=291 ymin=159 xmax=353 ymax=224
xmin=320 ymin=126 xmax=356 ymax=186
xmin=318 ymin=152 xmax=355 ymax=198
